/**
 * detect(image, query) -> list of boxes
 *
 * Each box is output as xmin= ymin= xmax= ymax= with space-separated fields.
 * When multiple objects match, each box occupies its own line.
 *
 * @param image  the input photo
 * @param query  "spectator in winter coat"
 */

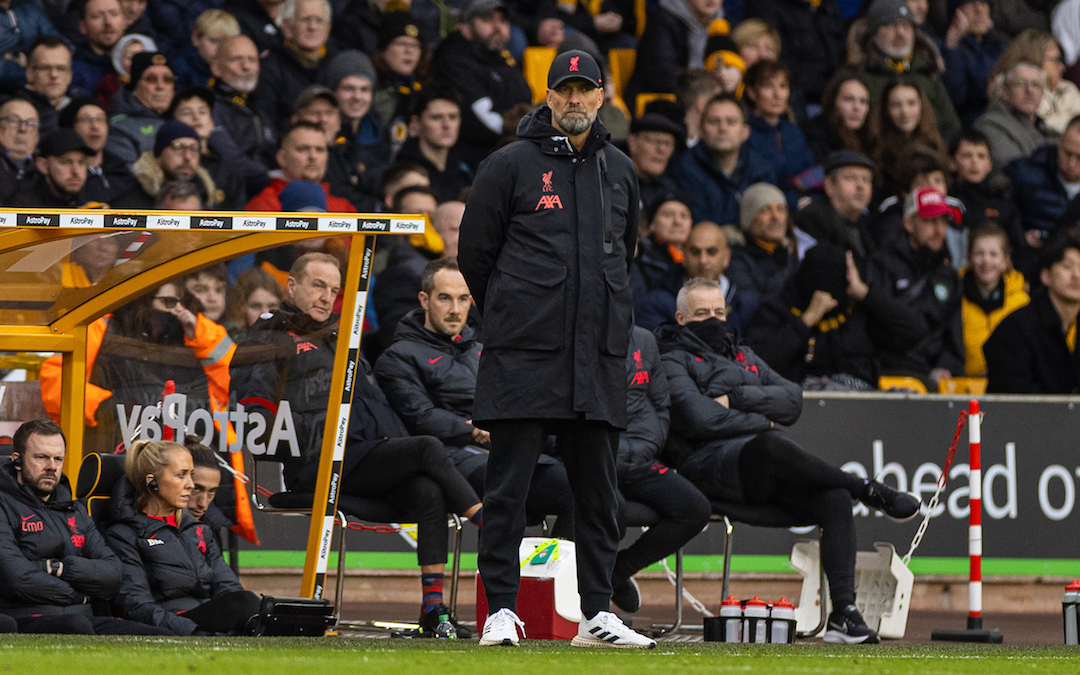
xmin=105 ymin=51 xmax=175 ymax=166
xmin=223 ymin=0 xmax=284 ymax=57
xmin=795 ymin=150 xmax=877 ymax=262
xmin=865 ymin=187 xmax=965 ymax=385
xmin=668 ymin=94 xmax=777 ymax=226
xmin=16 ymin=37 xmax=73 ymax=141
xmin=210 ymin=35 xmax=272 ymax=169
xmin=396 ymin=89 xmax=473 ymax=203
xmin=743 ymin=59 xmax=815 ymax=208
xmin=726 ymin=182 xmax=797 ymax=327
xmin=60 ymin=96 xmax=133 ymax=204
xmin=171 ymin=10 xmax=240 ymax=91
xmin=627 ymin=112 xmax=684 ymax=213
xmin=0 ymin=0 xmax=58 ymax=92
xmin=974 ymin=61 xmax=1057 ymax=168
xmin=7 ymin=129 xmax=93 ymax=208
xmin=105 ymin=440 xmax=260 ymax=636
xmin=632 ymin=195 xmax=694 ymax=331
xmin=657 ymin=278 xmax=920 ymax=644
xmin=802 ymin=74 xmax=877 ymax=163
xmin=984 ymin=230 xmax=1080 ymax=393
xmin=0 ymin=420 xmax=169 ymax=635
xmin=375 ymin=259 xmax=574 ymax=537
xmin=72 ymin=0 xmax=124 ymax=96
xmin=245 ymin=121 xmax=356 ymax=212
xmin=939 ymin=0 xmax=1008 ymax=128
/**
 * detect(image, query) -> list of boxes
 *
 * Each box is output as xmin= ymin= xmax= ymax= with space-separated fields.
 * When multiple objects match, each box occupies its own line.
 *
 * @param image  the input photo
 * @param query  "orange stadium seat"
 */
xmin=523 ymin=46 xmax=557 ymax=104
xmin=878 ymin=376 xmax=929 ymax=394
xmin=938 ymin=377 xmax=988 ymax=395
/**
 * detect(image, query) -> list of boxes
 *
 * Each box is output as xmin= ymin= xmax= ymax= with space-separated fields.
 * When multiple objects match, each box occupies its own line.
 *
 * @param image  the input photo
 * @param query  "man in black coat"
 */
xmin=0 ymin=419 xmax=168 ymax=635
xmin=210 ymin=35 xmax=275 ymax=169
xmin=656 ymin=278 xmax=920 ymax=644
xmin=794 ymin=151 xmax=877 ymax=263
xmin=458 ymin=50 xmax=654 ymax=649
xmin=865 ymin=187 xmax=965 ymax=387
xmin=7 ymin=129 xmax=93 ymax=208
xmin=374 ymin=258 xmax=574 ymax=538
xmin=984 ymin=232 xmax=1080 ymax=393
xmin=429 ymin=0 xmax=532 ymax=170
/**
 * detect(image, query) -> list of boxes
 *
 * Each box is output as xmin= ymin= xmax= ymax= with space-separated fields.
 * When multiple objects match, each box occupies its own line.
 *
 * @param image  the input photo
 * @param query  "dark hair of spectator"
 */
xmin=155 ymin=179 xmax=204 ymax=209
xmin=949 ymin=128 xmax=993 ymax=156
xmin=967 ymin=222 xmax=1012 ymax=263
xmin=743 ymin=59 xmax=791 ymax=122
xmin=373 ymin=35 xmax=431 ymax=83
xmin=184 ymin=435 xmax=220 ymax=471
xmin=1039 ymin=228 xmax=1080 ymax=272
xmin=188 ymin=262 xmax=228 ymax=285
xmin=111 ymin=282 xmax=203 ymax=344
xmin=381 ymin=161 xmax=429 ymax=197
xmin=411 ymin=87 xmax=462 ymax=118
xmin=702 ymin=92 xmax=747 ymax=123
xmin=894 ymin=144 xmax=950 ymax=194
xmin=279 ymin=120 xmax=327 ymax=149
xmin=29 ymin=36 xmax=71 ymax=59
xmin=421 ymin=257 xmax=460 ymax=294
xmin=675 ymin=69 xmax=722 ymax=112
xmin=392 ymin=184 xmax=438 ymax=213
xmin=225 ymin=267 xmax=284 ymax=327
xmin=289 ymin=252 xmax=341 ymax=282
xmin=13 ymin=419 xmax=66 ymax=457
xmin=871 ymin=76 xmax=947 ymax=173
xmin=819 ymin=74 xmax=878 ymax=158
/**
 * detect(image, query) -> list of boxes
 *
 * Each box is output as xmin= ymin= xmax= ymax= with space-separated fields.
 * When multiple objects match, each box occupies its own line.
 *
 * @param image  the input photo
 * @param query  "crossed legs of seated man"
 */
xmin=681 ymin=430 xmax=920 ymax=643
xmin=340 ymin=435 xmax=483 ymax=637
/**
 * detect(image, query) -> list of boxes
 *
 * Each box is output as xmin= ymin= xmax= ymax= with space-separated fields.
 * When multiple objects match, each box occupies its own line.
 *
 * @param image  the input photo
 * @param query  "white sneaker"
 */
xmin=571 ymin=611 xmax=657 ymax=649
xmin=479 ymin=608 xmax=525 ymax=646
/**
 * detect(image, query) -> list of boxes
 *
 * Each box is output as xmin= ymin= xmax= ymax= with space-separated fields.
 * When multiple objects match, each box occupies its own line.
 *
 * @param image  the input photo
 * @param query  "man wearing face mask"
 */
xmin=655 ymin=277 xmax=922 ymax=644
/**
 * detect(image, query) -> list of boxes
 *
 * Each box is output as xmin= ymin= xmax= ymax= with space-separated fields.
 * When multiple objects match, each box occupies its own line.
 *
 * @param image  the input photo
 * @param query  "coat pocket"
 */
xmin=601 ymin=260 xmax=632 ymax=356
xmin=482 ymin=254 xmax=568 ymax=350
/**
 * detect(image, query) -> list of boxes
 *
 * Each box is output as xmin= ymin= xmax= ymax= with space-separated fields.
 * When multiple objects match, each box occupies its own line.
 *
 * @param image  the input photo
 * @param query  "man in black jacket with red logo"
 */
xmin=460 ymin=50 xmax=654 ymax=649
xmin=0 ymin=419 xmax=167 ymax=634
xmin=375 ymin=258 xmax=575 ymax=538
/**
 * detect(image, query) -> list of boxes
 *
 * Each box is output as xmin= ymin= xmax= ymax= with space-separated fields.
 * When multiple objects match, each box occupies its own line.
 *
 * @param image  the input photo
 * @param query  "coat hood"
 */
xmin=0 ymin=459 xmax=77 ymax=510
xmin=131 ymin=151 xmax=220 ymax=207
xmin=516 ymin=105 xmax=611 ymax=156
xmin=393 ymin=307 xmax=477 ymax=353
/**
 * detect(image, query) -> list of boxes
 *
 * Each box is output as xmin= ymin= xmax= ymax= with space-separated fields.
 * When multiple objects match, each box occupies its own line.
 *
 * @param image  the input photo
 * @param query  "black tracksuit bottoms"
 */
xmin=479 ymin=419 xmax=620 ymax=618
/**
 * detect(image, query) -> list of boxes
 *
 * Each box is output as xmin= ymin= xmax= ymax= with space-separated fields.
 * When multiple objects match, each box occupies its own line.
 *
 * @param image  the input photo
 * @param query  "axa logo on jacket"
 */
xmin=536 ymin=169 xmax=564 ymax=210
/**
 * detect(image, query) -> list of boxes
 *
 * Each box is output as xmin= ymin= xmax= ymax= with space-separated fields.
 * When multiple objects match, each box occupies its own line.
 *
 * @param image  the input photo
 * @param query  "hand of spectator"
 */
xmin=846 ymin=251 xmax=870 ymax=302
xmin=1025 ymin=229 xmax=1045 ymax=248
xmin=593 ymin=12 xmax=623 ymax=34
xmin=714 ymin=394 xmax=730 ymax=408
xmin=802 ymin=291 xmax=839 ymax=327
xmin=171 ymin=303 xmax=198 ymax=340
xmin=944 ymin=8 xmax=970 ymax=49
xmin=467 ymin=420 xmax=491 ymax=445
xmin=3 ymin=52 xmax=27 ymax=69
xmin=929 ymin=368 xmax=951 ymax=384
xmin=537 ymin=18 xmax=565 ymax=48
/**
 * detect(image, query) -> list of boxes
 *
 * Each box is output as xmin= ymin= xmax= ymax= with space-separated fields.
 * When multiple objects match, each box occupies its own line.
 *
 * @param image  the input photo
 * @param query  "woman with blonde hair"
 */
xmin=105 ymin=440 xmax=261 ymax=635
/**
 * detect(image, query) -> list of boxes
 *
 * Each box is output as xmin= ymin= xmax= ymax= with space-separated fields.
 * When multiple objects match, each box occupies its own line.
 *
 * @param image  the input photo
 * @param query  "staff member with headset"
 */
xmin=459 ymin=49 xmax=654 ymax=649
xmin=105 ymin=439 xmax=261 ymax=636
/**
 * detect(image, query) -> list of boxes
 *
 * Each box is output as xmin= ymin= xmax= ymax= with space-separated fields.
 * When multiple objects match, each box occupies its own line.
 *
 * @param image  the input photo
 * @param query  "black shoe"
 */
xmin=862 ymin=480 xmax=921 ymax=521
xmin=611 ymin=578 xmax=641 ymax=614
xmin=823 ymin=604 xmax=880 ymax=644
xmin=418 ymin=603 xmax=459 ymax=639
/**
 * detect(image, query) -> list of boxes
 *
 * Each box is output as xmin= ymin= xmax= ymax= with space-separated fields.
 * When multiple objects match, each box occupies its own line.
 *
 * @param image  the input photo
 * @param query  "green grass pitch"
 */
xmin=2 ymin=637 xmax=1080 ymax=675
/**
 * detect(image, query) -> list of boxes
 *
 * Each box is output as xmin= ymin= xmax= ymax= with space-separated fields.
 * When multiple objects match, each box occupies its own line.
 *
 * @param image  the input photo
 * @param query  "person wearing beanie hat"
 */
xmin=105 ymin=52 xmax=176 ymax=166
xmin=631 ymin=194 xmax=694 ymax=331
xmin=743 ymin=0 xmax=847 ymax=106
xmin=703 ymin=33 xmax=746 ymax=96
xmin=372 ymin=12 xmax=426 ymax=157
xmin=459 ymin=34 xmax=653 ymax=649
xmin=833 ymin=0 xmax=961 ymax=141
xmin=112 ymin=120 xmax=227 ymax=211
xmin=321 ymin=50 xmax=381 ymax=161
xmin=865 ymin=185 xmax=964 ymax=384
xmin=725 ymin=182 xmax=794 ymax=322
xmin=795 ymin=150 xmax=877 ymax=261
xmin=627 ymin=112 xmax=684 ymax=210
xmin=278 ymin=179 xmax=328 ymax=211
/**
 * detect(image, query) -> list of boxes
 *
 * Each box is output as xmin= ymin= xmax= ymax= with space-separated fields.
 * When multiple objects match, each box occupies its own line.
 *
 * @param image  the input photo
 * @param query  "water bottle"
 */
xmin=743 ymin=596 xmax=768 ymax=643
xmin=432 ymin=612 xmax=457 ymax=639
xmin=1063 ymin=580 xmax=1080 ymax=645
xmin=770 ymin=597 xmax=796 ymax=644
xmin=720 ymin=594 xmax=742 ymax=643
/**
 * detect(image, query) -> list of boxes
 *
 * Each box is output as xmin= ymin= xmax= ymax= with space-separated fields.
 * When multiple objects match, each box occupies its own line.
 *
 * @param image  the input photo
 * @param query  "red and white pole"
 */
xmin=968 ymin=399 xmax=983 ymax=630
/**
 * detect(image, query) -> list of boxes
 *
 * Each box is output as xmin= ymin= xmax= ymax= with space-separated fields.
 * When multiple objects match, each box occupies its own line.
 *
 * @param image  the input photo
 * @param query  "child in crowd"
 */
xmin=960 ymin=224 xmax=1030 ymax=377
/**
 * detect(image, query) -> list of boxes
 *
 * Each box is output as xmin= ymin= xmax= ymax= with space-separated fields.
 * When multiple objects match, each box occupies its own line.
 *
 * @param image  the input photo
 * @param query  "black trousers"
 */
xmin=180 ymin=590 xmax=262 ymax=635
xmin=16 ymin=613 xmax=172 ymax=635
xmin=693 ymin=431 xmax=864 ymax=608
xmin=614 ymin=466 xmax=711 ymax=589
xmin=342 ymin=436 xmax=481 ymax=566
xmin=479 ymin=419 xmax=620 ymax=618
xmin=467 ymin=456 xmax=576 ymax=540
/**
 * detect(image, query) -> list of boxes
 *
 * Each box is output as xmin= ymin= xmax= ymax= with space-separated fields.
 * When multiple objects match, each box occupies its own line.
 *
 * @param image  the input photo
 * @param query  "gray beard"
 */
xmin=554 ymin=110 xmax=594 ymax=136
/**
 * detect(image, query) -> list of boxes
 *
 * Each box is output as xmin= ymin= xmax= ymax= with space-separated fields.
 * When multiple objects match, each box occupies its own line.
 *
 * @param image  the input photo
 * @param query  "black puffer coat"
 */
xmin=617 ymin=327 xmax=671 ymax=482
xmin=459 ymin=107 xmax=640 ymax=429
xmin=0 ymin=461 xmax=121 ymax=620
xmin=105 ymin=479 xmax=242 ymax=635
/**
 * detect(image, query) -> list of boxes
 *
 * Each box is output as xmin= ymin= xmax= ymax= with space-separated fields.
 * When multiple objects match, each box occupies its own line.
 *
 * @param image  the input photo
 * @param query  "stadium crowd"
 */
xmin=0 ymin=0 xmax=1079 ymax=646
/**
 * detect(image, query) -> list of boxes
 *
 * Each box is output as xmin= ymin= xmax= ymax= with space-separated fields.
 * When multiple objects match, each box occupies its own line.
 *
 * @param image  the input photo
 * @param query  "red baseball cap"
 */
xmin=904 ymin=187 xmax=963 ymax=224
